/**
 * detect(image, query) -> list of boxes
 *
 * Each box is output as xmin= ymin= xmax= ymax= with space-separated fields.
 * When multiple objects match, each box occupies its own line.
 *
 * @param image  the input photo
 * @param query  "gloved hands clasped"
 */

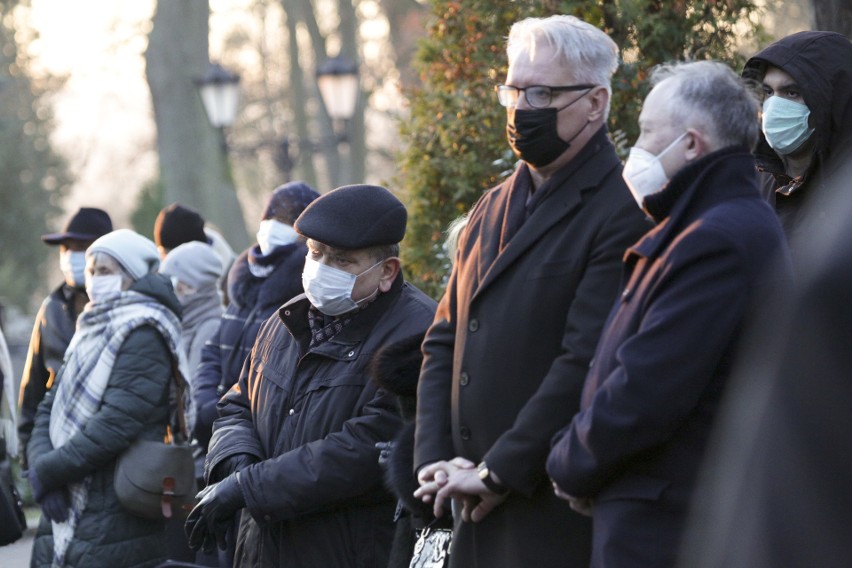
xmin=185 ymin=472 xmax=246 ymax=553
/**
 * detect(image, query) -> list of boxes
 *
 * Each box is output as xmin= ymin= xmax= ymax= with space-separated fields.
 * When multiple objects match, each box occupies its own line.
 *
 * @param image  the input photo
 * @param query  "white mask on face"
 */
xmin=301 ymin=256 xmax=383 ymax=316
xmin=622 ymin=132 xmax=688 ymax=209
xmin=85 ymin=274 xmax=124 ymax=304
xmin=256 ymin=219 xmax=299 ymax=256
xmin=60 ymin=250 xmax=86 ymax=288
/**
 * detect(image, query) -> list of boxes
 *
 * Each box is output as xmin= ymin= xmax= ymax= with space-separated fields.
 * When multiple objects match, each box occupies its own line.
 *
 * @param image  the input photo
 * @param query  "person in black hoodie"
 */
xmin=742 ymin=31 xmax=852 ymax=243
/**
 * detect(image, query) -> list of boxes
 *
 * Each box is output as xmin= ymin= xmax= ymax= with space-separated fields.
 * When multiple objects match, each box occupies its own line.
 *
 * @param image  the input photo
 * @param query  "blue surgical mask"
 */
xmin=60 ymin=250 xmax=86 ymax=288
xmin=762 ymin=96 xmax=814 ymax=156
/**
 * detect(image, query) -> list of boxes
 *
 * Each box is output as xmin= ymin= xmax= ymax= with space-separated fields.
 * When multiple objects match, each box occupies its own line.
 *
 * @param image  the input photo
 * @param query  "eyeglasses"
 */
xmin=496 ymin=84 xmax=596 ymax=109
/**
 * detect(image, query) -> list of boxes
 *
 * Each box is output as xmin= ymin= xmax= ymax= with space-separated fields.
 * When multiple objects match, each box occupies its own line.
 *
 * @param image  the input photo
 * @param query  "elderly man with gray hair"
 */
xmin=546 ymin=61 xmax=793 ymax=567
xmin=414 ymin=14 xmax=648 ymax=567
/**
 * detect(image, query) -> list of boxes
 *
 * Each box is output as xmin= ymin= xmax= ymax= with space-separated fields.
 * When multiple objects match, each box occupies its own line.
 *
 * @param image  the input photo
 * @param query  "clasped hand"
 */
xmin=413 ymin=457 xmax=508 ymax=523
xmin=185 ymin=472 xmax=246 ymax=553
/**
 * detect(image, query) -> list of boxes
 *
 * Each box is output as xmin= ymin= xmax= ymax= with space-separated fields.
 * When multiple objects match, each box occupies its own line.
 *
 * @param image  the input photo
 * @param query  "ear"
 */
xmin=378 ymin=257 xmax=401 ymax=293
xmin=587 ymin=86 xmax=610 ymax=123
xmin=684 ymin=128 xmax=707 ymax=161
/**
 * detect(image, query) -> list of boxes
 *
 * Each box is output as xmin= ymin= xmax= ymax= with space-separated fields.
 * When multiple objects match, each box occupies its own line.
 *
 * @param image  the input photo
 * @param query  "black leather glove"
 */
xmin=40 ymin=488 xmax=70 ymax=523
xmin=185 ymin=472 xmax=246 ymax=553
xmin=207 ymin=453 xmax=257 ymax=484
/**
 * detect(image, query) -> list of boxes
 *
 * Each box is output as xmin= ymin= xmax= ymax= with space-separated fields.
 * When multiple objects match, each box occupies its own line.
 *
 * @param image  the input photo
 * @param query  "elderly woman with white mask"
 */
xmin=26 ymin=229 xmax=187 ymax=568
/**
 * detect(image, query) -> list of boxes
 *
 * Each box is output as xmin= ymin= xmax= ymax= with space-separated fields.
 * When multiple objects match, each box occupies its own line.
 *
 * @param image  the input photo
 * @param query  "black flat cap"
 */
xmin=294 ymin=184 xmax=407 ymax=249
xmin=42 ymin=207 xmax=113 ymax=245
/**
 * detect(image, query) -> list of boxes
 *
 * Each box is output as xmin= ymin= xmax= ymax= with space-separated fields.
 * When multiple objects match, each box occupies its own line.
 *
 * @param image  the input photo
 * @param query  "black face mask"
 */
xmin=506 ymin=107 xmax=568 ymax=168
xmin=505 ymin=89 xmax=592 ymax=168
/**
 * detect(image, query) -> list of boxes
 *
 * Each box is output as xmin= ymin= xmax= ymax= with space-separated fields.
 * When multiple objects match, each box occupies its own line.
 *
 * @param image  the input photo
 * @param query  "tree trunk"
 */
xmin=811 ymin=0 xmax=852 ymax=37
xmin=145 ymin=0 xmax=249 ymax=250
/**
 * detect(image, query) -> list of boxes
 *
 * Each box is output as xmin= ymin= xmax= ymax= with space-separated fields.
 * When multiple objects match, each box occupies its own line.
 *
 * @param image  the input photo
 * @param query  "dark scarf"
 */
xmin=306 ymin=296 xmax=376 ymax=350
xmin=500 ymin=125 xmax=611 ymax=249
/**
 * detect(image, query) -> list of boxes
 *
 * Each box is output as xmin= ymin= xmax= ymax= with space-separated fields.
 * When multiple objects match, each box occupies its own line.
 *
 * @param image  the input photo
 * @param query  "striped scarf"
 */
xmin=47 ymin=290 xmax=186 ymax=567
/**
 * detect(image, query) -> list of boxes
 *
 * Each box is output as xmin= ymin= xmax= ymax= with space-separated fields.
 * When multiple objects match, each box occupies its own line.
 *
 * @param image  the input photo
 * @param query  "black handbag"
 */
xmin=114 ymin=368 xmax=197 ymax=520
xmin=408 ymin=523 xmax=453 ymax=568
xmin=0 ymin=438 xmax=26 ymax=546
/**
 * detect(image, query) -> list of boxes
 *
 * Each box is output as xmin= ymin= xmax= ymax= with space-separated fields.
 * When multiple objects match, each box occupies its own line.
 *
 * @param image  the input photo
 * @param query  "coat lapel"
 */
xmin=473 ymin=143 xmax=621 ymax=301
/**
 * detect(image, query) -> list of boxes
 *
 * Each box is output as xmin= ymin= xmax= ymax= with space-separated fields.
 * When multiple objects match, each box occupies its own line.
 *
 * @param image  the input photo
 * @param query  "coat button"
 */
xmin=348 ymin=350 xmax=355 ymax=357
xmin=460 ymin=426 xmax=471 ymax=440
xmin=468 ymin=318 xmax=479 ymax=332
xmin=284 ymin=310 xmax=291 ymax=316
xmin=264 ymin=514 xmax=272 ymax=521
xmin=289 ymin=408 xmax=295 ymax=416
xmin=459 ymin=372 xmax=469 ymax=386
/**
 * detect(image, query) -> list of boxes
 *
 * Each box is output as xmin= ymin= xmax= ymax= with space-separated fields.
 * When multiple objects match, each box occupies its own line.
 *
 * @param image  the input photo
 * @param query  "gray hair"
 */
xmin=507 ymin=15 xmax=619 ymax=105
xmin=650 ymin=60 xmax=759 ymax=151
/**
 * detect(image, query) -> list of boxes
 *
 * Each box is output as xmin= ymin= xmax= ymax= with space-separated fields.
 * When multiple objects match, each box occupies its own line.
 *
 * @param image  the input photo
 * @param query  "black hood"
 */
xmin=744 ymin=31 xmax=852 ymax=180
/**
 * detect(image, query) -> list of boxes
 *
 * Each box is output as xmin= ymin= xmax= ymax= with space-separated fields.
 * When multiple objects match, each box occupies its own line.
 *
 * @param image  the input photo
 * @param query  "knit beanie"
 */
xmin=154 ymin=203 xmax=207 ymax=250
xmin=88 ymin=229 xmax=160 ymax=280
xmin=261 ymin=182 xmax=320 ymax=224
xmin=160 ymin=242 xmax=223 ymax=290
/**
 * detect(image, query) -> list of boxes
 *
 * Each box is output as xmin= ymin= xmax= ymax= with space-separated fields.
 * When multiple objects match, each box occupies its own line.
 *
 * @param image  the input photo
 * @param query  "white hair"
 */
xmin=507 ymin=15 xmax=619 ymax=105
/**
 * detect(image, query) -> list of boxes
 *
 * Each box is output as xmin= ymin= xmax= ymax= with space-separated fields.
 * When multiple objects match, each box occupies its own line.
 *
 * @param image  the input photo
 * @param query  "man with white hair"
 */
xmin=546 ymin=61 xmax=792 ymax=567
xmin=414 ymin=15 xmax=648 ymax=567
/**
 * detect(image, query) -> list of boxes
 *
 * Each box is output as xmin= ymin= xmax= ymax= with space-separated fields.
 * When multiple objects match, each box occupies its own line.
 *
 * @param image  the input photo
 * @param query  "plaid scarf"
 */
xmin=47 ymin=290 xmax=185 ymax=567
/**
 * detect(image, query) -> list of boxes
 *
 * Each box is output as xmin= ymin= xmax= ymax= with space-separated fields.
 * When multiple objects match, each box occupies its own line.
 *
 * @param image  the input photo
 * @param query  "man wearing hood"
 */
xmin=743 ymin=31 xmax=852 ymax=242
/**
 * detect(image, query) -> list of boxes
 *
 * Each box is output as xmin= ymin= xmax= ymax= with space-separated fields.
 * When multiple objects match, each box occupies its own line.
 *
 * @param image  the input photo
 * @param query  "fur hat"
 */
xmin=369 ymin=332 xmax=426 ymax=421
xmin=88 ymin=229 xmax=160 ymax=280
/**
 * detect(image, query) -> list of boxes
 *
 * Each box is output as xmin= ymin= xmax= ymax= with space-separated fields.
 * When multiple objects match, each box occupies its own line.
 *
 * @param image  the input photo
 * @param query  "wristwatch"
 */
xmin=477 ymin=461 xmax=509 ymax=495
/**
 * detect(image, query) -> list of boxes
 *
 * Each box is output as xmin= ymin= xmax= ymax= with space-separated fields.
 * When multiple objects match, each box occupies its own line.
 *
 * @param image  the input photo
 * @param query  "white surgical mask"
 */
xmin=623 ymin=132 xmax=687 ymax=209
xmin=301 ymin=256 xmax=383 ymax=316
xmin=762 ymin=96 xmax=814 ymax=156
xmin=256 ymin=219 xmax=299 ymax=256
xmin=85 ymin=274 xmax=124 ymax=304
xmin=60 ymin=250 xmax=86 ymax=288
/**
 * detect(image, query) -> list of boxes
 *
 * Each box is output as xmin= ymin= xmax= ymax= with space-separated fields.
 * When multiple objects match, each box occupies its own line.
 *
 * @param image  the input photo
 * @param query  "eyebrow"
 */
xmin=764 ymin=80 xmax=799 ymax=92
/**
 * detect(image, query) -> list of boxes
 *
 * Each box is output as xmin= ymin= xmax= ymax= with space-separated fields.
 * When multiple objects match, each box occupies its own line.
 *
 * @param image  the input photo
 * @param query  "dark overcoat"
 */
xmin=207 ymin=275 xmax=436 ymax=568
xmin=414 ymin=127 xmax=650 ymax=568
xmin=547 ymin=148 xmax=792 ymax=568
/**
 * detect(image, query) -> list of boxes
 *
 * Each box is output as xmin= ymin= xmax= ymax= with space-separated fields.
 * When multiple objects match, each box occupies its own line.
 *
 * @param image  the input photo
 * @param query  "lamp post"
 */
xmin=195 ymin=57 xmax=359 ymax=183
xmin=195 ymin=62 xmax=241 ymax=149
xmin=315 ymin=55 xmax=359 ymax=142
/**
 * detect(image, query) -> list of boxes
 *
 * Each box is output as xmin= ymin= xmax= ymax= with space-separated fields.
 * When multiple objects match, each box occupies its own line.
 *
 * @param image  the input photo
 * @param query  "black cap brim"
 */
xmin=41 ymin=231 xmax=102 ymax=245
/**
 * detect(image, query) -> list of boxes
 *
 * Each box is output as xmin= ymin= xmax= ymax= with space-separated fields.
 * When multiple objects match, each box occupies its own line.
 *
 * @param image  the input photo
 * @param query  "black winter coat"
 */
xmin=207 ymin=275 xmax=436 ymax=568
xmin=28 ymin=274 xmax=180 ymax=568
xmin=192 ymin=242 xmax=306 ymax=449
xmin=415 ymin=127 xmax=650 ymax=568
xmin=547 ymin=148 xmax=792 ymax=568
xmin=18 ymin=284 xmax=87 ymax=469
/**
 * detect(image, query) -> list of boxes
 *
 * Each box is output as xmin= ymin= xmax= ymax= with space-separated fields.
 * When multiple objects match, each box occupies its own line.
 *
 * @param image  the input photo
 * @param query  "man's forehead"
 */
xmin=762 ymin=65 xmax=797 ymax=88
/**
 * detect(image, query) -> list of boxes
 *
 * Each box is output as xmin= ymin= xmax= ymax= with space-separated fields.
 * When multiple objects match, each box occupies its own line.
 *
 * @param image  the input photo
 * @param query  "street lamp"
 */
xmin=315 ymin=55 xmax=359 ymax=140
xmin=195 ymin=62 xmax=241 ymax=129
